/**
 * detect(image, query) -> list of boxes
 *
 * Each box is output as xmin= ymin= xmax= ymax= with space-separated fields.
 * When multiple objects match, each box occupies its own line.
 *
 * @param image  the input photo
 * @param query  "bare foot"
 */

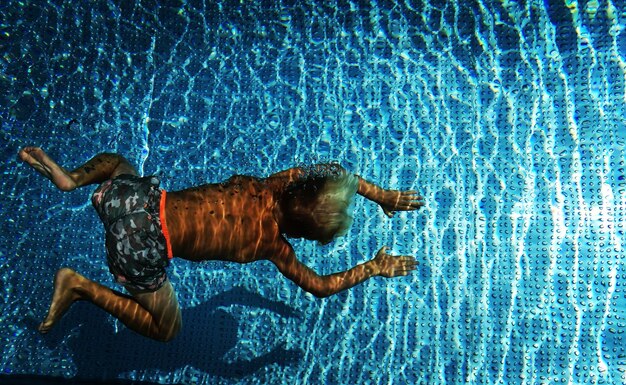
xmin=379 ymin=190 xmax=424 ymax=218
xmin=18 ymin=147 xmax=76 ymax=191
xmin=38 ymin=268 xmax=84 ymax=333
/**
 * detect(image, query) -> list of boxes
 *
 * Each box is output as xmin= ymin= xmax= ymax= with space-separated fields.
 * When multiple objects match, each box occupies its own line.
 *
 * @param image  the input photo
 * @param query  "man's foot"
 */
xmin=38 ymin=268 xmax=85 ymax=333
xmin=18 ymin=147 xmax=76 ymax=191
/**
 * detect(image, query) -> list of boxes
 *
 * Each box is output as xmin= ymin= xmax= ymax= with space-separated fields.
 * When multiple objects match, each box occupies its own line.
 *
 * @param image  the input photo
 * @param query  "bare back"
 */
xmin=164 ymin=175 xmax=287 ymax=263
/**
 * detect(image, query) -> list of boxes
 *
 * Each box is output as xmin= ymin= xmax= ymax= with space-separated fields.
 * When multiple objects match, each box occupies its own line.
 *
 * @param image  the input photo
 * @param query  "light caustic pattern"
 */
xmin=0 ymin=0 xmax=625 ymax=384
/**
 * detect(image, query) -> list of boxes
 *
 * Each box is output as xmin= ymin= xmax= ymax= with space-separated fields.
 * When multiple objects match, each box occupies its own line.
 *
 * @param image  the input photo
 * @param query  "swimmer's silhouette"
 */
xmin=32 ymin=287 xmax=302 ymax=379
xmin=19 ymin=147 xmax=423 ymax=342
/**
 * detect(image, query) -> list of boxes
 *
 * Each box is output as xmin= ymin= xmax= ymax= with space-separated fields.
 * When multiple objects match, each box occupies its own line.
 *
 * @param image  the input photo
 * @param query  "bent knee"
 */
xmin=158 ymin=331 xmax=179 ymax=343
xmin=156 ymin=314 xmax=182 ymax=343
xmin=157 ymin=322 xmax=181 ymax=342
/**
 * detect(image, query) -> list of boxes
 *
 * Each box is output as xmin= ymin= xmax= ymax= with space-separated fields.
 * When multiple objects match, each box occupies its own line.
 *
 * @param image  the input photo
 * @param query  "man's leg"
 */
xmin=39 ymin=268 xmax=181 ymax=342
xmin=19 ymin=147 xmax=138 ymax=191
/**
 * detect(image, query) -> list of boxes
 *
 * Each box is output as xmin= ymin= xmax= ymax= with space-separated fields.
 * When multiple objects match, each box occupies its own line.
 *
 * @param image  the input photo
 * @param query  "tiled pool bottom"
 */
xmin=1 ymin=0 xmax=626 ymax=384
xmin=0 ymin=374 xmax=161 ymax=384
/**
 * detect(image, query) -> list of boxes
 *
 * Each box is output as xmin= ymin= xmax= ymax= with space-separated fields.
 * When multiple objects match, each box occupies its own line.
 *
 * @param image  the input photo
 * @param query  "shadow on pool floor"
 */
xmin=23 ymin=286 xmax=304 ymax=383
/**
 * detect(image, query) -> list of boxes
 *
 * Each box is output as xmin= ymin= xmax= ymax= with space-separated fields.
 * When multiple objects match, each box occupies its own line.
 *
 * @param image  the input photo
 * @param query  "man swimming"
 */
xmin=19 ymin=146 xmax=423 ymax=342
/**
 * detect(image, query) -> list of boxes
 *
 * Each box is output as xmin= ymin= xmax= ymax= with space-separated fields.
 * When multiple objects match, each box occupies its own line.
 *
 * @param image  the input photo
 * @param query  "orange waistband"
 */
xmin=160 ymin=190 xmax=174 ymax=260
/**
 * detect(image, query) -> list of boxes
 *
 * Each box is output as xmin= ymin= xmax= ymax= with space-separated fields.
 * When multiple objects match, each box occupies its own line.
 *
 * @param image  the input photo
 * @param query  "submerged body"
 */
xmin=165 ymin=168 xmax=359 ymax=263
xmin=165 ymin=175 xmax=285 ymax=263
xmin=19 ymin=147 xmax=423 ymax=342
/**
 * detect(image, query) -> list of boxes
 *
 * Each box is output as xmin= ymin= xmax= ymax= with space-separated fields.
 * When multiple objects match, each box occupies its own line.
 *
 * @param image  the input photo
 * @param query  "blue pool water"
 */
xmin=1 ymin=0 xmax=625 ymax=384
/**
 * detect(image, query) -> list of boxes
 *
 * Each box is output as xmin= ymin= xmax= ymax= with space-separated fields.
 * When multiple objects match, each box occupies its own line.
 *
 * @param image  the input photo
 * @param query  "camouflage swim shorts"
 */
xmin=92 ymin=174 xmax=170 ymax=291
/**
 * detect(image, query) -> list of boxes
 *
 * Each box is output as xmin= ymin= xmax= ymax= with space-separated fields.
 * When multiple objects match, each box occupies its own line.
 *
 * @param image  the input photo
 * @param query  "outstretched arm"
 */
xmin=18 ymin=147 xmax=138 ymax=191
xmin=270 ymin=242 xmax=417 ymax=298
xmin=267 ymin=164 xmax=423 ymax=217
xmin=356 ymin=176 xmax=424 ymax=217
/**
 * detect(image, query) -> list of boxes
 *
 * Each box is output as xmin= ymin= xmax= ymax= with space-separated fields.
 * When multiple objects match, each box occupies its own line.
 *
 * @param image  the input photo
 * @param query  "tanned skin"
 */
xmin=18 ymin=147 xmax=424 ymax=342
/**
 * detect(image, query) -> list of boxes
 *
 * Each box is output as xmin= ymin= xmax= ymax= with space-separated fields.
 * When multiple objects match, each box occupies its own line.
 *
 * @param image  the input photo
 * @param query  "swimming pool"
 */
xmin=1 ymin=0 xmax=625 ymax=384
